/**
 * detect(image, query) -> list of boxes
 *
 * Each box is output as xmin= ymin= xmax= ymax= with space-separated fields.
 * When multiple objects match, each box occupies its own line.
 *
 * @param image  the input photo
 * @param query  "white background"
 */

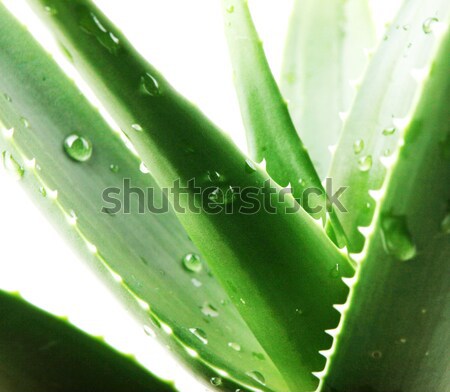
xmin=0 ymin=1 xmax=400 ymax=390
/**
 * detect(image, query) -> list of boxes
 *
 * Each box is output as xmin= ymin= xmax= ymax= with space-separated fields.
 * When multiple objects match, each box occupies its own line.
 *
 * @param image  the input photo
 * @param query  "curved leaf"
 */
xmin=328 ymin=0 xmax=450 ymax=252
xmin=24 ymin=0 xmax=355 ymax=390
xmin=222 ymin=0 xmax=347 ymax=247
xmin=0 ymin=4 xmax=278 ymax=391
xmin=323 ymin=24 xmax=450 ymax=392
xmin=280 ymin=0 xmax=375 ymax=179
xmin=0 ymin=290 xmax=174 ymax=392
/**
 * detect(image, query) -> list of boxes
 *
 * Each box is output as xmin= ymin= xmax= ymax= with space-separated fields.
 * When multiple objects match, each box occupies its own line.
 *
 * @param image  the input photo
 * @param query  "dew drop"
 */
xmin=207 ymin=170 xmax=221 ymax=182
xmin=131 ymin=123 xmax=143 ymax=132
xmin=63 ymin=134 xmax=93 ymax=162
xmin=140 ymin=72 xmax=161 ymax=97
xmin=207 ymin=186 xmax=237 ymax=205
xmin=370 ymin=350 xmax=382 ymax=360
xmin=20 ymin=117 xmax=30 ymax=128
xmin=382 ymin=127 xmax=396 ymax=136
xmin=39 ymin=186 xmax=47 ymax=197
xmin=2 ymin=151 xmax=24 ymax=179
xmin=228 ymin=342 xmax=241 ymax=352
xmin=3 ymin=127 xmax=14 ymax=138
xmin=210 ymin=377 xmax=222 ymax=386
xmin=3 ymin=93 xmax=12 ymax=102
xmin=109 ymin=164 xmax=119 ymax=173
xmin=80 ymin=12 xmax=120 ymax=54
xmin=353 ymin=139 xmax=364 ymax=154
xmin=182 ymin=253 xmax=203 ymax=273
xmin=252 ymin=352 xmax=265 ymax=361
xmin=44 ymin=5 xmax=57 ymax=15
xmin=246 ymin=371 xmax=265 ymax=385
xmin=329 ymin=263 xmax=341 ymax=278
xmin=441 ymin=213 xmax=450 ymax=234
xmin=423 ymin=17 xmax=439 ymax=34
xmin=226 ymin=5 xmax=235 ymax=13
xmin=380 ymin=213 xmax=417 ymax=261
xmin=245 ymin=158 xmax=257 ymax=174
xmin=201 ymin=303 xmax=219 ymax=317
xmin=358 ymin=155 xmax=372 ymax=172
xmin=189 ymin=328 xmax=208 ymax=344
xmin=191 ymin=278 xmax=202 ymax=287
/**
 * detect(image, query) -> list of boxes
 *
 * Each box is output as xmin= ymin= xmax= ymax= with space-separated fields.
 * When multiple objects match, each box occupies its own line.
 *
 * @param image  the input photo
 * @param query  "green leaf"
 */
xmin=328 ymin=0 xmax=450 ymax=252
xmin=323 ymin=24 xmax=450 ymax=392
xmin=222 ymin=0 xmax=347 ymax=247
xmin=280 ymin=0 xmax=375 ymax=179
xmin=0 ymin=290 xmax=174 ymax=392
xmin=0 ymin=4 xmax=278 ymax=391
xmin=24 ymin=0 xmax=354 ymax=390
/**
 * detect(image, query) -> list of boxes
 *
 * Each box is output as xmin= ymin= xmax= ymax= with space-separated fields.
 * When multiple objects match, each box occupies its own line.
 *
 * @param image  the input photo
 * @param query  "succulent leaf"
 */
xmin=328 ymin=0 xmax=450 ymax=252
xmin=0 ymin=4 xmax=279 ymax=390
xmin=222 ymin=0 xmax=347 ymax=247
xmin=22 ymin=0 xmax=355 ymax=390
xmin=280 ymin=0 xmax=375 ymax=179
xmin=323 ymin=24 xmax=450 ymax=392
xmin=0 ymin=290 xmax=174 ymax=392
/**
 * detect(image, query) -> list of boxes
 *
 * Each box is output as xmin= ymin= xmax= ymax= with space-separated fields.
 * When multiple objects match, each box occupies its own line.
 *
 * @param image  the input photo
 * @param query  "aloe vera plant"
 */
xmin=0 ymin=0 xmax=448 ymax=391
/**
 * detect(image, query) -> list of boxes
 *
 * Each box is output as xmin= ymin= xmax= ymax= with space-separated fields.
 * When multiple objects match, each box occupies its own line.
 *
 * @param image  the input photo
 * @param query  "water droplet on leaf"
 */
xmin=228 ymin=342 xmax=241 ymax=351
xmin=132 ymin=123 xmax=143 ymax=132
xmin=64 ymin=134 xmax=93 ymax=162
xmin=358 ymin=155 xmax=372 ymax=172
xmin=201 ymin=303 xmax=219 ymax=317
xmin=382 ymin=127 xmax=396 ymax=136
xmin=210 ymin=377 xmax=222 ymax=386
xmin=353 ymin=139 xmax=364 ymax=154
xmin=422 ymin=17 xmax=439 ymax=34
xmin=380 ymin=213 xmax=417 ymax=261
xmin=182 ymin=253 xmax=202 ymax=273
xmin=140 ymin=72 xmax=161 ymax=96
xmin=2 ymin=151 xmax=24 ymax=179
xmin=110 ymin=164 xmax=119 ymax=173
xmin=246 ymin=371 xmax=265 ymax=385
xmin=189 ymin=328 xmax=208 ymax=344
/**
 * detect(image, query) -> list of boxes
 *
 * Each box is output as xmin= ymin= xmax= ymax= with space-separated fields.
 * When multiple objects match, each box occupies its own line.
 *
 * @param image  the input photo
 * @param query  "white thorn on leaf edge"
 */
xmin=358 ymin=225 xmax=374 ymax=238
xmin=24 ymin=157 xmax=36 ymax=169
xmin=349 ymin=252 xmax=366 ymax=263
xmin=161 ymin=323 xmax=173 ymax=335
xmin=319 ymin=348 xmax=334 ymax=359
xmin=2 ymin=127 xmax=14 ymax=138
xmin=47 ymin=189 xmax=58 ymax=200
xmin=333 ymin=303 xmax=349 ymax=314
xmin=137 ymin=298 xmax=150 ymax=311
xmin=325 ymin=328 xmax=339 ymax=338
xmin=392 ymin=116 xmax=411 ymax=131
xmin=185 ymin=347 xmax=198 ymax=358
xmin=410 ymin=66 xmax=430 ymax=84
xmin=368 ymin=188 xmax=385 ymax=202
xmin=86 ymin=241 xmax=98 ymax=254
xmin=312 ymin=370 xmax=327 ymax=379
xmin=342 ymin=276 xmax=358 ymax=287
xmin=379 ymin=153 xmax=397 ymax=169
